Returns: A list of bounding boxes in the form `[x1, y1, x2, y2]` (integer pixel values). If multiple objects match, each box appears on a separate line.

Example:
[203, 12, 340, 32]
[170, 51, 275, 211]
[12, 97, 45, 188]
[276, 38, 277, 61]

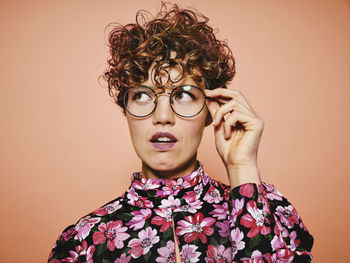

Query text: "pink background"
[0, 0, 349, 262]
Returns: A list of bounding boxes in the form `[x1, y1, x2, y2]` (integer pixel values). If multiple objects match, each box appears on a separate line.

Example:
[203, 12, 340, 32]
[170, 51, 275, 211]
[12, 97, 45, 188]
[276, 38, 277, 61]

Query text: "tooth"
[157, 137, 171, 142]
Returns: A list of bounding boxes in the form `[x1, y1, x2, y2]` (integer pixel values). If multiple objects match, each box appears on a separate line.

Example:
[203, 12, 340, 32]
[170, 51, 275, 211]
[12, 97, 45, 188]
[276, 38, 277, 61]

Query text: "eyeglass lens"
[124, 86, 206, 118]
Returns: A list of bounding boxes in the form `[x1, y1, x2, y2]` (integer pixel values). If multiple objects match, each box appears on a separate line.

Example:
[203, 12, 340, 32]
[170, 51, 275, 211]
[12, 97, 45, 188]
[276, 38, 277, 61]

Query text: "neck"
[141, 155, 199, 180]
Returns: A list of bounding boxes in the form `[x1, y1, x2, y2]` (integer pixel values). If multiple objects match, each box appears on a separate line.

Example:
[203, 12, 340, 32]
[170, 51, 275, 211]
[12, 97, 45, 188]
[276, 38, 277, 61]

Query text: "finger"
[208, 97, 251, 112]
[205, 99, 220, 122]
[218, 98, 252, 114]
[212, 100, 236, 126]
[214, 115, 227, 145]
[212, 100, 254, 126]
[223, 110, 243, 139]
[207, 96, 253, 118]
[206, 89, 252, 111]
[224, 110, 263, 139]
[205, 88, 253, 112]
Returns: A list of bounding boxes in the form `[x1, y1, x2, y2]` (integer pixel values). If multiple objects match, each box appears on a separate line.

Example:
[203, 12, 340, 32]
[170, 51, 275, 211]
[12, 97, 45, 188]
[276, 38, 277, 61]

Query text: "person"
[48, 2, 314, 262]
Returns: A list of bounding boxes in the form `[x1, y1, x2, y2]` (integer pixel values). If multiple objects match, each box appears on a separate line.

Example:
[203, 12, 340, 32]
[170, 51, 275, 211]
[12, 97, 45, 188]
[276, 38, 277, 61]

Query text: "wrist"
[226, 162, 261, 190]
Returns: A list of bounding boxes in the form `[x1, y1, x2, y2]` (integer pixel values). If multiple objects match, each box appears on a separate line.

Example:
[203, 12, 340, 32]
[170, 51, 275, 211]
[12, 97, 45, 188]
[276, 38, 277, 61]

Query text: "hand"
[205, 88, 264, 184]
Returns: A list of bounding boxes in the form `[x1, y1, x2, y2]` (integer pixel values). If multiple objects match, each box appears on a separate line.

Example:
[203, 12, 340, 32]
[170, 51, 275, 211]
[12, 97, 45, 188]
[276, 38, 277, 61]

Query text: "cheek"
[181, 119, 206, 144]
[126, 117, 146, 144]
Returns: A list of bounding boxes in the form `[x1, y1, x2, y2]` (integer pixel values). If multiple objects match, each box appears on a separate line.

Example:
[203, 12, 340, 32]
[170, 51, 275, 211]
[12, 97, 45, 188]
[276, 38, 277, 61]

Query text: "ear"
[204, 112, 212, 127]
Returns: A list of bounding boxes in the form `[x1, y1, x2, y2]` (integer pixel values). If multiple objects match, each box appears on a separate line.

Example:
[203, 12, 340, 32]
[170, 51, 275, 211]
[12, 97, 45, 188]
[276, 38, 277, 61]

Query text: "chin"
[146, 159, 179, 171]
[149, 153, 196, 169]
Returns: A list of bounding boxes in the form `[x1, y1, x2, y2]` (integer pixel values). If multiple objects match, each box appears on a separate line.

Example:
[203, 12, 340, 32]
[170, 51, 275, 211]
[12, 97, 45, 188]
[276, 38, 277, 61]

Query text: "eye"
[173, 87, 196, 102]
[132, 91, 153, 103]
[174, 92, 193, 101]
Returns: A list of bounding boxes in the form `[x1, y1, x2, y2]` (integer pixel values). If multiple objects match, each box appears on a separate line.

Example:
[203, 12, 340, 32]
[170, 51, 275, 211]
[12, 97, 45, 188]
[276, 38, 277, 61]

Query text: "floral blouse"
[48, 161, 313, 262]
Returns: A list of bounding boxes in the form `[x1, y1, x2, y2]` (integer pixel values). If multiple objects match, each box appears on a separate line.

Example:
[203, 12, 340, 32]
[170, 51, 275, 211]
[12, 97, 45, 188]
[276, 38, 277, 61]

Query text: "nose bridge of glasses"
[153, 91, 175, 120]
[155, 90, 172, 97]
[155, 90, 173, 105]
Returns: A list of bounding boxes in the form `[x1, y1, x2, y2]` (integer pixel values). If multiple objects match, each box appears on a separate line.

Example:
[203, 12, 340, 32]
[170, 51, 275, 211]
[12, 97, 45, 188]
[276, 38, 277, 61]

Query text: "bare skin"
[205, 88, 263, 189]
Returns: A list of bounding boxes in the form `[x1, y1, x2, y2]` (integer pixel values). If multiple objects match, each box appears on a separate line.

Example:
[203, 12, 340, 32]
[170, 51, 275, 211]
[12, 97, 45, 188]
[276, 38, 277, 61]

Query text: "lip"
[150, 132, 178, 151]
[150, 132, 177, 142]
[150, 142, 177, 151]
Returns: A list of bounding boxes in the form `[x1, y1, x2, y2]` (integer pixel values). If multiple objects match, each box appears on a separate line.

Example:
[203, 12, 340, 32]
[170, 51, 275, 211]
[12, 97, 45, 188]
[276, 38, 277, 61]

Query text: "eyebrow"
[140, 85, 201, 91]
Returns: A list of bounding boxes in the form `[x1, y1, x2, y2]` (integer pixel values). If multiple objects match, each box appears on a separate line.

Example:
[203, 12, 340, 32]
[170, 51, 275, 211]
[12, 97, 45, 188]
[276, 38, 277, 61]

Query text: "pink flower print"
[174, 199, 203, 214]
[114, 253, 131, 263]
[272, 249, 294, 263]
[239, 183, 255, 198]
[133, 179, 160, 191]
[161, 178, 184, 195]
[62, 240, 95, 263]
[240, 200, 271, 238]
[209, 202, 228, 220]
[288, 231, 301, 250]
[155, 240, 176, 263]
[257, 194, 271, 215]
[230, 198, 244, 226]
[61, 228, 78, 241]
[183, 185, 203, 203]
[261, 183, 283, 201]
[271, 234, 286, 251]
[204, 244, 232, 263]
[127, 188, 138, 201]
[215, 220, 230, 237]
[127, 189, 153, 208]
[203, 185, 223, 203]
[180, 244, 201, 263]
[93, 200, 122, 216]
[193, 184, 203, 194]
[276, 205, 299, 229]
[201, 172, 210, 185]
[273, 217, 289, 238]
[128, 227, 160, 258]
[126, 208, 152, 231]
[92, 220, 130, 251]
[74, 216, 101, 241]
[151, 208, 173, 232]
[176, 212, 216, 244]
[183, 191, 196, 203]
[263, 253, 274, 263]
[223, 186, 231, 201]
[251, 250, 263, 258]
[48, 251, 55, 260]
[187, 170, 202, 187]
[135, 197, 153, 208]
[159, 195, 181, 209]
[273, 229, 302, 254]
[230, 228, 245, 258]
[299, 221, 309, 232]
[240, 250, 268, 263]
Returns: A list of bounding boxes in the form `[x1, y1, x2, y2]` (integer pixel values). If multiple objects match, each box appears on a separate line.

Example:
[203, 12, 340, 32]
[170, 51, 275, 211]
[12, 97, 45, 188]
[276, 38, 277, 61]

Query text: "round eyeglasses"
[123, 85, 208, 118]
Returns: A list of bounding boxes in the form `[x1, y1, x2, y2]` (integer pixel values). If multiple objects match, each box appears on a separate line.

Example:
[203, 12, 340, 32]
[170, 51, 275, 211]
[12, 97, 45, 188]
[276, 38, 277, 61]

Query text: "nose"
[152, 93, 175, 125]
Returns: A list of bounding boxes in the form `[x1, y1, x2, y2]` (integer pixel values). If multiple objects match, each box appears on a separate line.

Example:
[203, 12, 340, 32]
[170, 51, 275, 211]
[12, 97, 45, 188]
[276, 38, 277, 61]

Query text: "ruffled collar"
[129, 160, 210, 198]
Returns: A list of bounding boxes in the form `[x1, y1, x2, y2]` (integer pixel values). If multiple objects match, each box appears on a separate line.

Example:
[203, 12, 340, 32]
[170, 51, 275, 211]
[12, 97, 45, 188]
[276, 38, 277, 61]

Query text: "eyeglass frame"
[123, 85, 211, 118]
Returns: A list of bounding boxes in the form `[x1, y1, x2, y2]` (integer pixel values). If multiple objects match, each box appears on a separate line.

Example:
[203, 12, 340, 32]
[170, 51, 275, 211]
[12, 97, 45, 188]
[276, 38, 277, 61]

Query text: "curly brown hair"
[103, 2, 236, 114]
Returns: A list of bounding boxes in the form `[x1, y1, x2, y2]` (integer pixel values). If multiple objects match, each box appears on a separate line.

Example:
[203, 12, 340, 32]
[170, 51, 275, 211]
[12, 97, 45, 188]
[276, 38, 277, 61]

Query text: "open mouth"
[150, 132, 178, 151]
[151, 137, 177, 143]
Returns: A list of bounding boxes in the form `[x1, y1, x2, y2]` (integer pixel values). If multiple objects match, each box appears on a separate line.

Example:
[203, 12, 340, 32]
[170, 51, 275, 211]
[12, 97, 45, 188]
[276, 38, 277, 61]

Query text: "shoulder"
[48, 193, 130, 261]
[57, 193, 127, 243]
